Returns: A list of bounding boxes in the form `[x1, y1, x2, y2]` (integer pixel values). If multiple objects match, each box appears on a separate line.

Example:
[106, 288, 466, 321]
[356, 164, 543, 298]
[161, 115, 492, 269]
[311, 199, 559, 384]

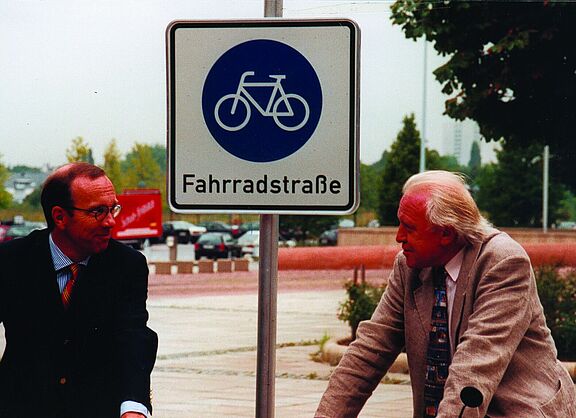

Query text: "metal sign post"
[166, 11, 358, 418]
[255, 213, 279, 418]
[256, 4, 282, 416]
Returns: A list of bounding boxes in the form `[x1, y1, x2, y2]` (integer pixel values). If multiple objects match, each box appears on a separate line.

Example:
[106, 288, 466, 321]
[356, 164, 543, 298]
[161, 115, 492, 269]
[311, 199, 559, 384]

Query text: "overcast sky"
[0, 0, 453, 169]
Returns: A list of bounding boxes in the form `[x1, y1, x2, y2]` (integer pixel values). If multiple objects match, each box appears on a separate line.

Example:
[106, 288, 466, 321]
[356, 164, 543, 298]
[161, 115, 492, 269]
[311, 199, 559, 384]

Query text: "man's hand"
[121, 413, 146, 418]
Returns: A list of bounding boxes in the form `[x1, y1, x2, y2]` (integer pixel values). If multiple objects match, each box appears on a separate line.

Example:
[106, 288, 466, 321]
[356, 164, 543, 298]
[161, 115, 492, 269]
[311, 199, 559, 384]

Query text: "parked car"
[194, 232, 241, 260]
[198, 221, 242, 238]
[237, 230, 296, 258]
[318, 229, 338, 246]
[237, 231, 260, 258]
[161, 220, 206, 244]
[4, 222, 46, 242]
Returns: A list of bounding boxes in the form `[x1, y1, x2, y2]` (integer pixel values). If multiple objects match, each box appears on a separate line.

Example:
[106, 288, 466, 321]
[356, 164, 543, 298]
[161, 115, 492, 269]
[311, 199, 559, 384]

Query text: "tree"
[359, 162, 383, 214]
[468, 141, 482, 180]
[103, 139, 123, 192]
[66, 137, 94, 163]
[391, 1, 576, 190]
[378, 114, 421, 225]
[123, 143, 164, 192]
[475, 140, 564, 227]
[0, 156, 12, 209]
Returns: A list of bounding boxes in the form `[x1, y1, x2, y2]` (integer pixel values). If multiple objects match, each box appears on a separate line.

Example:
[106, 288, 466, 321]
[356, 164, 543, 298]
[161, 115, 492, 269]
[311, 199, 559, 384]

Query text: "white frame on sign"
[166, 19, 360, 214]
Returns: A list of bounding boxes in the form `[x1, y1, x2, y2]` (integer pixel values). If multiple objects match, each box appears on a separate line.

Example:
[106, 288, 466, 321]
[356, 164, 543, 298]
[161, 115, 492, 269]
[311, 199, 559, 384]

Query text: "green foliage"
[20, 186, 42, 210]
[66, 136, 94, 163]
[360, 162, 382, 213]
[378, 114, 421, 225]
[475, 141, 564, 227]
[103, 139, 124, 192]
[390, 1, 576, 191]
[557, 191, 576, 223]
[468, 141, 482, 179]
[338, 278, 386, 340]
[0, 157, 12, 209]
[122, 143, 164, 189]
[9, 165, 42, 174]
[535, 265, 576, 361]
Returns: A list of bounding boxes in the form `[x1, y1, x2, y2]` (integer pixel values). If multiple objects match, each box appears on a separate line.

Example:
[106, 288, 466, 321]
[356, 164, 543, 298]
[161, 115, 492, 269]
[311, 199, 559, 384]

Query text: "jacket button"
[59, 377, 67, 385]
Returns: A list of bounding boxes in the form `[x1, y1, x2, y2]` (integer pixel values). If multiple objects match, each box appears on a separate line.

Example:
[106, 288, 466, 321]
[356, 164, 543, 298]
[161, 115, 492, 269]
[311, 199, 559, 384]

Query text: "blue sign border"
[167, 19, 358, 213]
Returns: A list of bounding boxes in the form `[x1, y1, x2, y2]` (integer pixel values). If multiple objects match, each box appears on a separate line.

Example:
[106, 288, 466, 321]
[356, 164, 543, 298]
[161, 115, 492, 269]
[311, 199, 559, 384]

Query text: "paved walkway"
[148, 290, 413, 417]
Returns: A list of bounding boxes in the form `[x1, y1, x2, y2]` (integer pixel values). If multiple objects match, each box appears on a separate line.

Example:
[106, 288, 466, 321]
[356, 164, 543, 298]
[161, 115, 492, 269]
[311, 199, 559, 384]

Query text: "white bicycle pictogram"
[214, 71, 310, 132]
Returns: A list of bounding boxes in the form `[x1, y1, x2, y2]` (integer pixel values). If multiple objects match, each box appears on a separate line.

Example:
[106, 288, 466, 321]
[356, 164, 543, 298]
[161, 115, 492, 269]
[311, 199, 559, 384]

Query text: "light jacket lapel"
[413, 267, 435, 336]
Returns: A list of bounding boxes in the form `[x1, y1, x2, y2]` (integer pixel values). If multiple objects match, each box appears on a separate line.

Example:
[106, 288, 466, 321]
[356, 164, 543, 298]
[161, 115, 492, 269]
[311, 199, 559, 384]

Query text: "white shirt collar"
[444, 247, 465, 284]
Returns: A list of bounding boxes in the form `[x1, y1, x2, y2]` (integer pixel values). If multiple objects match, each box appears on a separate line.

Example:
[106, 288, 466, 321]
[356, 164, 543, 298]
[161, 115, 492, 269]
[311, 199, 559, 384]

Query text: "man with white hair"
[316, 170, 576, 417]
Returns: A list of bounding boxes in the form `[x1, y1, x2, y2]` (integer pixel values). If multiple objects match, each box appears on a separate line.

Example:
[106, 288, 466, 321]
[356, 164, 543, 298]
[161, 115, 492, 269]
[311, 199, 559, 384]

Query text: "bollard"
[166, 236, 178, 262]
[176, 261, 194, 274]
[234, 258, 250, 271]
[154, 262, 172, 275]
[218, 259, 233, 273]
[198, 259, 214, 273]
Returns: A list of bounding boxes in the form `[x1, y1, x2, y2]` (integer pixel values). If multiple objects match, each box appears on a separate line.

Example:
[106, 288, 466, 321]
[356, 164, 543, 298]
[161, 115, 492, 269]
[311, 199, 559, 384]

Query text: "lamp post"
[420, 39, 427, 173]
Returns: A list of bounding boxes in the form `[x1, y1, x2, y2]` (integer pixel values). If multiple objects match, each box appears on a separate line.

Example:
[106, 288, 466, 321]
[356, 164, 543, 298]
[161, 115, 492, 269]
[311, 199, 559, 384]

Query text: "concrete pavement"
[148, 289, 413, 417]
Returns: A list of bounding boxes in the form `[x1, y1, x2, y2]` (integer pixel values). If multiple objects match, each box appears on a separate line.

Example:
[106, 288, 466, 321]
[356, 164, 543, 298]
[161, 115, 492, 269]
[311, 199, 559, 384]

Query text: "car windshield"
[198, 233, 222, 244]
[170, 221, 190, 229]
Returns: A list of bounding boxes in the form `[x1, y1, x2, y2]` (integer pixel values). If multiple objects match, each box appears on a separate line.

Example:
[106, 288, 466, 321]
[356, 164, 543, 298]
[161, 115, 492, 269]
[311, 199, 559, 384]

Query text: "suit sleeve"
[114, 251, 158, 413]
[437, 254, 534, 417]
[315, 257, 406, 418]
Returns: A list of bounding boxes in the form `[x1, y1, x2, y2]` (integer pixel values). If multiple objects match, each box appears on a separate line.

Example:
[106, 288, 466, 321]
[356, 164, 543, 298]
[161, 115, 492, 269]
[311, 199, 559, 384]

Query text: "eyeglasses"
[65, 204, 122, 221]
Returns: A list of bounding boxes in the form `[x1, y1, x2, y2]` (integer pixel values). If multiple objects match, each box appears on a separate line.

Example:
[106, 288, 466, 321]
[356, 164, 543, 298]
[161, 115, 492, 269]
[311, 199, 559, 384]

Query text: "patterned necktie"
[423, 267, 451, 417]
[61, 263, 81, 309]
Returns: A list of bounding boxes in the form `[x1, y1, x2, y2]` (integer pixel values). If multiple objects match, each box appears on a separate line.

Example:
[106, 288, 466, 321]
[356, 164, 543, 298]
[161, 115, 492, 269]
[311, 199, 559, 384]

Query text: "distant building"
[4, 171, 49, 204]
[442, 119, 500, 165]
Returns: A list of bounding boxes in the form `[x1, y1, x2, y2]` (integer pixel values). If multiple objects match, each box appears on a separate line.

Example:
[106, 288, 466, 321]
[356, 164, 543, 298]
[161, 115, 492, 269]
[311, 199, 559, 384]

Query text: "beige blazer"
[316, 230, 576, 417]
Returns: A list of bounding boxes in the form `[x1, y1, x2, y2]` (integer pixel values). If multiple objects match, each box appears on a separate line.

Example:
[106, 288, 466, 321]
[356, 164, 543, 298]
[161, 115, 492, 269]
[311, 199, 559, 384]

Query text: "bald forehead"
[399, 191, 429, 211]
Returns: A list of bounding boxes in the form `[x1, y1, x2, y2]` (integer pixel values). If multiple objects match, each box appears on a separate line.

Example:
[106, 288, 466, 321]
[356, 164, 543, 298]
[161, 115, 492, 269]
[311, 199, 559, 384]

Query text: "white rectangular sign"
[166, 19, 359, 214]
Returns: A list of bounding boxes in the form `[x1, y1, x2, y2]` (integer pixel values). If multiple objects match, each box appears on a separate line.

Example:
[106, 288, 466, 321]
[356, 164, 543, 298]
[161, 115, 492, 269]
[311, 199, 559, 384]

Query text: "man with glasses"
[0, 162, 158, 418]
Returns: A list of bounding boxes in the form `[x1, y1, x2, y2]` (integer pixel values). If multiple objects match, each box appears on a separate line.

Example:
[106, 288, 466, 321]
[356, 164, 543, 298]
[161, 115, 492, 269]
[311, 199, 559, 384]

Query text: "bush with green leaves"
[535, 265, 576, 361]
[338, 277, 386, 340]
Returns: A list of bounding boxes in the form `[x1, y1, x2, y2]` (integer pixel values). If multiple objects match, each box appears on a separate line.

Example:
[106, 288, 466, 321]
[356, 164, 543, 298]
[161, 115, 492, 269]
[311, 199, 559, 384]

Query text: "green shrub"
[338, 276, 385, 340]
[535, 265, 576, 361]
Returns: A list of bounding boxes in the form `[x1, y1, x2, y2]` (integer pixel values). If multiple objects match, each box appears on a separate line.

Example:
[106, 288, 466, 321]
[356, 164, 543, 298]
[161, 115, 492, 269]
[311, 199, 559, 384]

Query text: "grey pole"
[420, 39, 427, 173]
[543, 145, 549, 233]
[258, 5, 282, 418]
[256, 213, 279, 418]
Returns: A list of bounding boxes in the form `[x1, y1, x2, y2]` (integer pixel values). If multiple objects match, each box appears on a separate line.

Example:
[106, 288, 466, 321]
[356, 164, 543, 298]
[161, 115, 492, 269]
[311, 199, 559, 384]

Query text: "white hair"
[403, 170, 492, 243]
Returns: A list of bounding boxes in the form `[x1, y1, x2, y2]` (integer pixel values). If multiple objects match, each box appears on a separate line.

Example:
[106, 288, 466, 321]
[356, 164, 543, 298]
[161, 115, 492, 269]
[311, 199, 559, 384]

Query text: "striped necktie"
[423, 267, 451, 417]
[61, 263, 81, 309]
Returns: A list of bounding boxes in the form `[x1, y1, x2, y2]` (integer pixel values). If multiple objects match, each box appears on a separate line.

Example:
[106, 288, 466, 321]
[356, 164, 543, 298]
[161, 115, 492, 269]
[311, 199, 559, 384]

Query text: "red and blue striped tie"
[61, 263, 81, 310]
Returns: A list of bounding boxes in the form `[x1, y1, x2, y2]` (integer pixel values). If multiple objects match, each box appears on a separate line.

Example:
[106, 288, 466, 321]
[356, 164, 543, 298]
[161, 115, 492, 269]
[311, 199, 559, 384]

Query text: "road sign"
[167, 19, 359, 214]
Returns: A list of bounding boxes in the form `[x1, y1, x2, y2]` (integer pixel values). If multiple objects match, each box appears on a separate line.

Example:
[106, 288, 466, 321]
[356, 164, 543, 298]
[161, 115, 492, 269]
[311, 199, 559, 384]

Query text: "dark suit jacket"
[317, 230, 576, 417]
[0, 229, 158, 418]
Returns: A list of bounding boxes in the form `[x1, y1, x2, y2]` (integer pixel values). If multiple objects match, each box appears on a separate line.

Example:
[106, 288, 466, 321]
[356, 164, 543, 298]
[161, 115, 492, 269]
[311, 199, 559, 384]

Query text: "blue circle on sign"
[202, 39, 322, 162]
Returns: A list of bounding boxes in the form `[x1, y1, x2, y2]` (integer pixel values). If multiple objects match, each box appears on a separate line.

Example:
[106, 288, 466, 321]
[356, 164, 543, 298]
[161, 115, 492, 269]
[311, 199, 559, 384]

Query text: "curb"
[321, 338, 409, 373]
[322, 338, 576, 381]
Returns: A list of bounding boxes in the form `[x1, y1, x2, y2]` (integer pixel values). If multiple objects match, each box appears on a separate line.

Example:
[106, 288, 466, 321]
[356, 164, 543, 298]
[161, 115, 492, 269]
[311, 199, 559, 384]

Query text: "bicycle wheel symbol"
[272, 94, 310, 131]
[214, 94, 251, 132]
